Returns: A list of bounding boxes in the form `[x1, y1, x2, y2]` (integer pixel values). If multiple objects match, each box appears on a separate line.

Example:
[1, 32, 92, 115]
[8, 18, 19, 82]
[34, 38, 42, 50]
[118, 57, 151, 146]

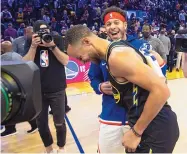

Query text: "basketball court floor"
[1, 70, 187, 153]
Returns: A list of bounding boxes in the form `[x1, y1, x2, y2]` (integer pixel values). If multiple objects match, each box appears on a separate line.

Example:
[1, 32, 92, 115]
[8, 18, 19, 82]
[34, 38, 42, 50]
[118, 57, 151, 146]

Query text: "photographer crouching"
[23, 20, 69, 153]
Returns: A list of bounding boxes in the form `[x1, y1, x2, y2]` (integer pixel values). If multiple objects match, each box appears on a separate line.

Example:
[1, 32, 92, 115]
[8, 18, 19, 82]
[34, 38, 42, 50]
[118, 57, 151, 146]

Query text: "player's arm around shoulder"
[150, 50, 166, 67]
[108, 46, 170, 134]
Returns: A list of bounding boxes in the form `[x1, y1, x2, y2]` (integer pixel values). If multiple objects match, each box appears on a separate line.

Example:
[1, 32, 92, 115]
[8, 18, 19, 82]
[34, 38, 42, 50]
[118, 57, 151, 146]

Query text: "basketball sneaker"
[1, 129, 17, 138]
[27, 127, 38, 134]
[58, 148, 66, 153]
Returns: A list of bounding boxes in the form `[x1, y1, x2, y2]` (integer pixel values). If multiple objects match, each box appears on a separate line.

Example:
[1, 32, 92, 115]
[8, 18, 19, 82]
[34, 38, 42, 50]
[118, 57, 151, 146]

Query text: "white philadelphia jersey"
[139, 43, 165, 78]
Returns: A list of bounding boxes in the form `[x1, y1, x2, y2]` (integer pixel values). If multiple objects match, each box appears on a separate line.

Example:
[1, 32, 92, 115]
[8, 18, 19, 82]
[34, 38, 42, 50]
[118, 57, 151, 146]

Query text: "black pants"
[134, 106, 179, 153]
[65, 92, 68, 108]
[4, 119, 37, 132]
[37, 90, 66, 148]
[167, 52, 175, 72]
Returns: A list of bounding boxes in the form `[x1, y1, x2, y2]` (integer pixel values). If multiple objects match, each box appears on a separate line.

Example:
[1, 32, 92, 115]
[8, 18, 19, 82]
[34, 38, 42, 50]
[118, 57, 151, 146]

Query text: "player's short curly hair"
[65, 25, 92, 51]
[101, 6, 127, 23]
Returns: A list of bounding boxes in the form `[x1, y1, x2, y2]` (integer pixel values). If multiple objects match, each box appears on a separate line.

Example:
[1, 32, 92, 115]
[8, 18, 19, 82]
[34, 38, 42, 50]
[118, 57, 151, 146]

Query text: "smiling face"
[105, 18, 127, 41]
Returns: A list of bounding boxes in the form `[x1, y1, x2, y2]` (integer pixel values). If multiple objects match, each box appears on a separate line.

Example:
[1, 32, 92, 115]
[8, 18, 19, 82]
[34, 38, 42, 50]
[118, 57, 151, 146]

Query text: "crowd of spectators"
[1, 0, 187, 40]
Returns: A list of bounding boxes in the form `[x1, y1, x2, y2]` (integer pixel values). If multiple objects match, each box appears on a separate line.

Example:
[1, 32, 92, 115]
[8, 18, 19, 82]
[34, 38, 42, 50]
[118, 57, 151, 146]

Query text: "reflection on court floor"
[167, 68, 184, 80]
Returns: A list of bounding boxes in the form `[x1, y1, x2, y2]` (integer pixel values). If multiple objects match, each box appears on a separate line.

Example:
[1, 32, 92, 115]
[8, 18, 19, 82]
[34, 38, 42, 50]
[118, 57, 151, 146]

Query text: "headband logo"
[110, 13, 113, 18]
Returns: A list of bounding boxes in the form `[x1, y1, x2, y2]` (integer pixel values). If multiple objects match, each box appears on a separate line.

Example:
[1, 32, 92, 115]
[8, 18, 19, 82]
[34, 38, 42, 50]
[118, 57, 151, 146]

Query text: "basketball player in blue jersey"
[88, 6, 168, 153]
[88, 29, 128, 152]
[65, 14, 179, 154]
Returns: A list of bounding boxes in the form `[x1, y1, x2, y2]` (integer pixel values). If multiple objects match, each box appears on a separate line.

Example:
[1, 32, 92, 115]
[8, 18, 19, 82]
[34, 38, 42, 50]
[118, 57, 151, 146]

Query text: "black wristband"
[49, 45, 57, 51]
[131, 127, 142, 137]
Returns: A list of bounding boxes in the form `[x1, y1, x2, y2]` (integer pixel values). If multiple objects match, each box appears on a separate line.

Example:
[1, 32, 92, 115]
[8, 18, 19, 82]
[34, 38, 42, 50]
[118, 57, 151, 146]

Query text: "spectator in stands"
[60, 21, 68, 32]
[12, 26, 33, 56]
[23, 3, 33, 13]
[179, 10, 186, 22]
[159, 27, 171, 62]
[16, 8, 24, 26]
[51, 8, 60, 21]
[61, 28, 67, 36]
[43, 12, 51, 24]
[80, 10, 89, 24]
[50, 17, 57, 31]
[1, 40, 13, 55]
[69, 11, 78, 25]
[184, 2, 187, 12]
[33, 0, 41, 19]
[98, 26, 107, 39]
[54, 0, 61, 9]
[8, 0, 14, 8]
[1, 7, 12, 27]
[62, 10, 70, 24]
[4, 23, 17, 39]
[168, 30, 176, 72]
[142, 24, 167, 61]
[17, 23, 26, 37]
[176, 1, 181, 11]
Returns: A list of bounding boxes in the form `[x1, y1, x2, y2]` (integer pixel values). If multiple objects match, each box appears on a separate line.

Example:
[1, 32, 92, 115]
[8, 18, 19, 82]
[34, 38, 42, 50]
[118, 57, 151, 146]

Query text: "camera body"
[176, 29, 187, 53]
[175, 36, 187, 53]
[37, 29, 53, 43]
[1, 61, 42, 125]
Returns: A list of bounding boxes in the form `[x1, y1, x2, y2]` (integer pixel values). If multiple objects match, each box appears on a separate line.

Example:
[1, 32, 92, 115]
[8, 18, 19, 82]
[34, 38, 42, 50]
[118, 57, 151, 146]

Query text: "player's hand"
[122, 129, 141, 153]
[31, 34, 41, 48]
[100, 81, 113, 95]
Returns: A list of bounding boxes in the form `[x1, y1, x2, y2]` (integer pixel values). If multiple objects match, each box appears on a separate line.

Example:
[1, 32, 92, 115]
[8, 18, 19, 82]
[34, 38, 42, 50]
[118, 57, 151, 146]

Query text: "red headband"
[104, 12, 126, 24]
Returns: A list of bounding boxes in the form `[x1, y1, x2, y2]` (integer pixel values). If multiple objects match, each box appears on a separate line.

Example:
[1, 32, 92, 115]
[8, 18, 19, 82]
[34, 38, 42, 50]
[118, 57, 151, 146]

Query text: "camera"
[175, 37, 187, 53]
[37, 29, 53, 43]
[176, 29, 187, 52]
[1, 61, 42, 125]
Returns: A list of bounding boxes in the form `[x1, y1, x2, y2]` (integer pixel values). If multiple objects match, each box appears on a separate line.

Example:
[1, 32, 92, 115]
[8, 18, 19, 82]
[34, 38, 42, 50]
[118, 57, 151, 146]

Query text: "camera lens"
[1, 61, 42, 125]
[1, 72, 22, 124]
[42, 34, 53, 43]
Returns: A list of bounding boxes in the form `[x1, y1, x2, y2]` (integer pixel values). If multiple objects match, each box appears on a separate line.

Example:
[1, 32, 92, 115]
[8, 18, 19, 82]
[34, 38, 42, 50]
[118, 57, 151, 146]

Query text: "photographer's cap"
[33, 20, 49, 33]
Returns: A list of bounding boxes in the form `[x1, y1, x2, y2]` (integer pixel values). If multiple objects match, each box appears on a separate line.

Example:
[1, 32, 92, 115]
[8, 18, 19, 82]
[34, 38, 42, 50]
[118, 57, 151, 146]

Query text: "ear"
[67, 44, 73, 54]
[124, 22, 127, 31]
[81, 37, 91, 46]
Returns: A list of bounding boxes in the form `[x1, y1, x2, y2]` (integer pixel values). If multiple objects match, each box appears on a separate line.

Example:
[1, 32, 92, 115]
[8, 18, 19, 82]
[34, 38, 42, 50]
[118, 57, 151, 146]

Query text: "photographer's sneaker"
[1, 130, 17, 138]
[27, 127, 38, 134]
[58, 148, 66, 153]
[1, 126, 5, 133]
[44, 149, 58, 154]
[65, 106, 71, 114]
